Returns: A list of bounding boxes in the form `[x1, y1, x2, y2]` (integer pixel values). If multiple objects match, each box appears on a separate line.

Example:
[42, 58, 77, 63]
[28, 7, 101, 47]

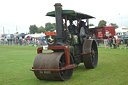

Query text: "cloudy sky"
[0, 0, 128, 34]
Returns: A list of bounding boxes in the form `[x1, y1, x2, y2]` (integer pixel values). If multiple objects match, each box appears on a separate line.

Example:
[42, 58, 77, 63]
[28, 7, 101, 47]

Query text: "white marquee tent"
[115, 26, 128, 35]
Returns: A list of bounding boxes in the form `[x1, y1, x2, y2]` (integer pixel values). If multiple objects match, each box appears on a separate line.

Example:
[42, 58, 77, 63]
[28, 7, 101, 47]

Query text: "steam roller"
[30, 3, 98, 81]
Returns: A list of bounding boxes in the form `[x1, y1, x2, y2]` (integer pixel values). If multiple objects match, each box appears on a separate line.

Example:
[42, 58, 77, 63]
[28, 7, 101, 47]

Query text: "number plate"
[40, 71, 51, 74]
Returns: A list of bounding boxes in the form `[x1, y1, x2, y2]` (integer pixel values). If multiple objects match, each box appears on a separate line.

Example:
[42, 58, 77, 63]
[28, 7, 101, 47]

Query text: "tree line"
[29, 22, 56, 34]
[97, 20, 118, 28]
[90, 20, 118, 28]
[29, 20, 118, 34]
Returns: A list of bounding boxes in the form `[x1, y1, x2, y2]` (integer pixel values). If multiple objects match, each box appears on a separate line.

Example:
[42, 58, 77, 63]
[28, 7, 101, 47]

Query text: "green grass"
[0, 45, 128, 85]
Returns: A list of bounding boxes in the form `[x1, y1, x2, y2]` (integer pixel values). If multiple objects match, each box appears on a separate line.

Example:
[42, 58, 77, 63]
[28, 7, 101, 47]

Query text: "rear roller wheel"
[83, 40, 98, 69]
[33, 52, 73, 81]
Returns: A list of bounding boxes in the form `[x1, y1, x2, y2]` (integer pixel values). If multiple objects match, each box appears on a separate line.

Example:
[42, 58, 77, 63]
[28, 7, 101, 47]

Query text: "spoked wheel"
[33, 52, 73, 81]
[83, 40, 98, 69]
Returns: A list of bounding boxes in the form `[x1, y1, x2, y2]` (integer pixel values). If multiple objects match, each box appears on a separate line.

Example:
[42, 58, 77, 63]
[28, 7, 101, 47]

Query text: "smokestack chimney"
[54, 3, 63, 44]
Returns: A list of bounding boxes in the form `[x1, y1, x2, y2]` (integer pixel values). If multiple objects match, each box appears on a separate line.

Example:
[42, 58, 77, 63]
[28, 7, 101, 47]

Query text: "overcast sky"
[0, 0, 128, 34]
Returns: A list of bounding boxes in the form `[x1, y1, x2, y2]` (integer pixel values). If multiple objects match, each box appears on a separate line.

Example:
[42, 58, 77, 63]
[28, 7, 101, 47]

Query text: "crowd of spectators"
[96, 33, 128, 49]
[0, 34, 47, 47]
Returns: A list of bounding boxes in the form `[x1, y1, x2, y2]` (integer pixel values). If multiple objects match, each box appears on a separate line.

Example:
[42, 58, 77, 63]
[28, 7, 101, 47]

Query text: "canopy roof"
[46, 10, 95, 20]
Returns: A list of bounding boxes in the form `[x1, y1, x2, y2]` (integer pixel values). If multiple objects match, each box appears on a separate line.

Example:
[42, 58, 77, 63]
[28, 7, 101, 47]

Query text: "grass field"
[0, 45, 128, 85]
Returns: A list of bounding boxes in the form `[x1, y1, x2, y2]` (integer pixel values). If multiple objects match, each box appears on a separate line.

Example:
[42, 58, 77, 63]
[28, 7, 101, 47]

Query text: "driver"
[68, 20, 76, 35]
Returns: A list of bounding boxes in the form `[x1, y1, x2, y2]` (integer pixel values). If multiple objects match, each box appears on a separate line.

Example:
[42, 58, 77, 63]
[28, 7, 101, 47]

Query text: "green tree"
[98, 20, 107, 27]
[38, 26, 45, 33]
[45, 22, 56, 32]
[89, 24, 94, 26]
[110, 23, 119, 29]
[52, 23, 56, 31]
[15, 32, 19, 34]
[29, 25, 38, 34]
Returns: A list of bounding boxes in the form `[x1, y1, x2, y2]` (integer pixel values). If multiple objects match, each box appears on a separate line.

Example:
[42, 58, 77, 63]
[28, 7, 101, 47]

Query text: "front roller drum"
[33, 52, 73, 81]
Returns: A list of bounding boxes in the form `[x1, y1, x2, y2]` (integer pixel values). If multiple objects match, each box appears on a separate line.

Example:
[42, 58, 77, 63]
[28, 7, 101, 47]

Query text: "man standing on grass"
[112, 36, 117, 49]
[103, 34, 108, 48]
[108, 33, 112, 48]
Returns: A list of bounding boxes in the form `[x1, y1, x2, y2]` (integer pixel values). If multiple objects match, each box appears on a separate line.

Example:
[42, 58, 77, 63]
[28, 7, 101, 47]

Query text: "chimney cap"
[54, 3, 62, 7]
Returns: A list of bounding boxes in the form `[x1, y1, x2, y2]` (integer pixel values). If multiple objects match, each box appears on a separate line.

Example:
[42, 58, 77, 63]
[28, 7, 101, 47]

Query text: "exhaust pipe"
[54, 3, 63, 44]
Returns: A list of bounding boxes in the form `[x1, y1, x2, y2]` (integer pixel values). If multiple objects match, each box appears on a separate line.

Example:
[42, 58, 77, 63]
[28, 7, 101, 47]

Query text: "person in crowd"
[103, 34, 108, 48]
[97, 36, 101, 47]
[109, 33, 112, 48]
[125, 40, 128, 49]
[7, 38, 10, 45]
[19, 36, 22, 46]
[92, 33, 96, 39]
[30, 37, 32, 44]
[116, 38, 120, 47]
[112, 36, 117, 49]
[15, 36, 19, 45]
[26, 36, 30, 45]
